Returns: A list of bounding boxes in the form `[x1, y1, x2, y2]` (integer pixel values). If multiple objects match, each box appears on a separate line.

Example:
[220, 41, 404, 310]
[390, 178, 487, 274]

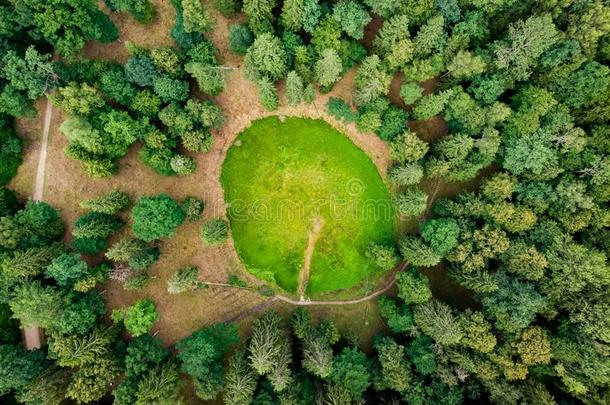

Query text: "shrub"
[200, 219, 229, 245]
[181, 197, 205, 222]
[132, 194, 186, 241]
[229, 24, 254, 54]
[170, 155, 196, 175]
[326, 97, 357, 123]
[229, 274, 248, 288]
[356, 110, 381, 133]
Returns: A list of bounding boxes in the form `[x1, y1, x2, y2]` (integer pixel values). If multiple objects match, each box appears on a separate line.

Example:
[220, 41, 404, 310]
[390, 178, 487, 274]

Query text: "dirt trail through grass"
[297, 217, 325, 299]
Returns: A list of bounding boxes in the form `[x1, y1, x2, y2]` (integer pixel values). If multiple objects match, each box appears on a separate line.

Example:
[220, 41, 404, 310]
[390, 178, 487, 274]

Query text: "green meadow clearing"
[221, 116, 397, 294]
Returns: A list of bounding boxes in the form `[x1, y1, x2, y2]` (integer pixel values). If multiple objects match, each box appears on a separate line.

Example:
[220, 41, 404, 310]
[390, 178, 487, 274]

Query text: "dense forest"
[0, 0, 609, 404]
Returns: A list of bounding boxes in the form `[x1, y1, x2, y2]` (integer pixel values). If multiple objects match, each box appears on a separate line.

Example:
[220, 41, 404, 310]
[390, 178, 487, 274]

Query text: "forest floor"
[11, 0, 489, 358]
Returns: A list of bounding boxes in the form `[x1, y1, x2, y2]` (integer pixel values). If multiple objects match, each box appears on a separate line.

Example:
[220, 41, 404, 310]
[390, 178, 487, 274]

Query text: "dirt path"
[32, 97, 52, 201]
[224, 262, 407, 324]
[22, 97, 53, 351]
[297, 217, 325, 299]
[225, 297, 279, 323]
[280, 266, 401, 306]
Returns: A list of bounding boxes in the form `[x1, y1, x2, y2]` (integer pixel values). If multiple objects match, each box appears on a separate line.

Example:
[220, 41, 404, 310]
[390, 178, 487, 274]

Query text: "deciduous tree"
[176, 323, 239, 399]
[329, 347, 370, 400]
[396, 267, 432, 304]
[332, 0, 371, 40]
[132, 194, 185, 241]
[112, 298, 158, 337]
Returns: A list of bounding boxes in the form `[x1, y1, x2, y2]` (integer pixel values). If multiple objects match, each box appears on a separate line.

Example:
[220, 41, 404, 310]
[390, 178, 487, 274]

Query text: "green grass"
[221, 116, 396, 294]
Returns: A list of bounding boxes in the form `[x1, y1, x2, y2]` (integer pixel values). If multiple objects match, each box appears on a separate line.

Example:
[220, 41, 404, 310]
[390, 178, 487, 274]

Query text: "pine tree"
[223, 347, 257, 405]
[167, 266, 203, 294]
[285, 71, 304, 106]
[80, 190, 130, 214]
[248, 311, 292, 391]
[257, 77, 279, 111]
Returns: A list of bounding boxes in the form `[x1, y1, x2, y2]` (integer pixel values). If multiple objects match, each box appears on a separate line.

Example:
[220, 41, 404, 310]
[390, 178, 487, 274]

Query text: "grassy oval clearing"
[221, 116, 396, 294]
